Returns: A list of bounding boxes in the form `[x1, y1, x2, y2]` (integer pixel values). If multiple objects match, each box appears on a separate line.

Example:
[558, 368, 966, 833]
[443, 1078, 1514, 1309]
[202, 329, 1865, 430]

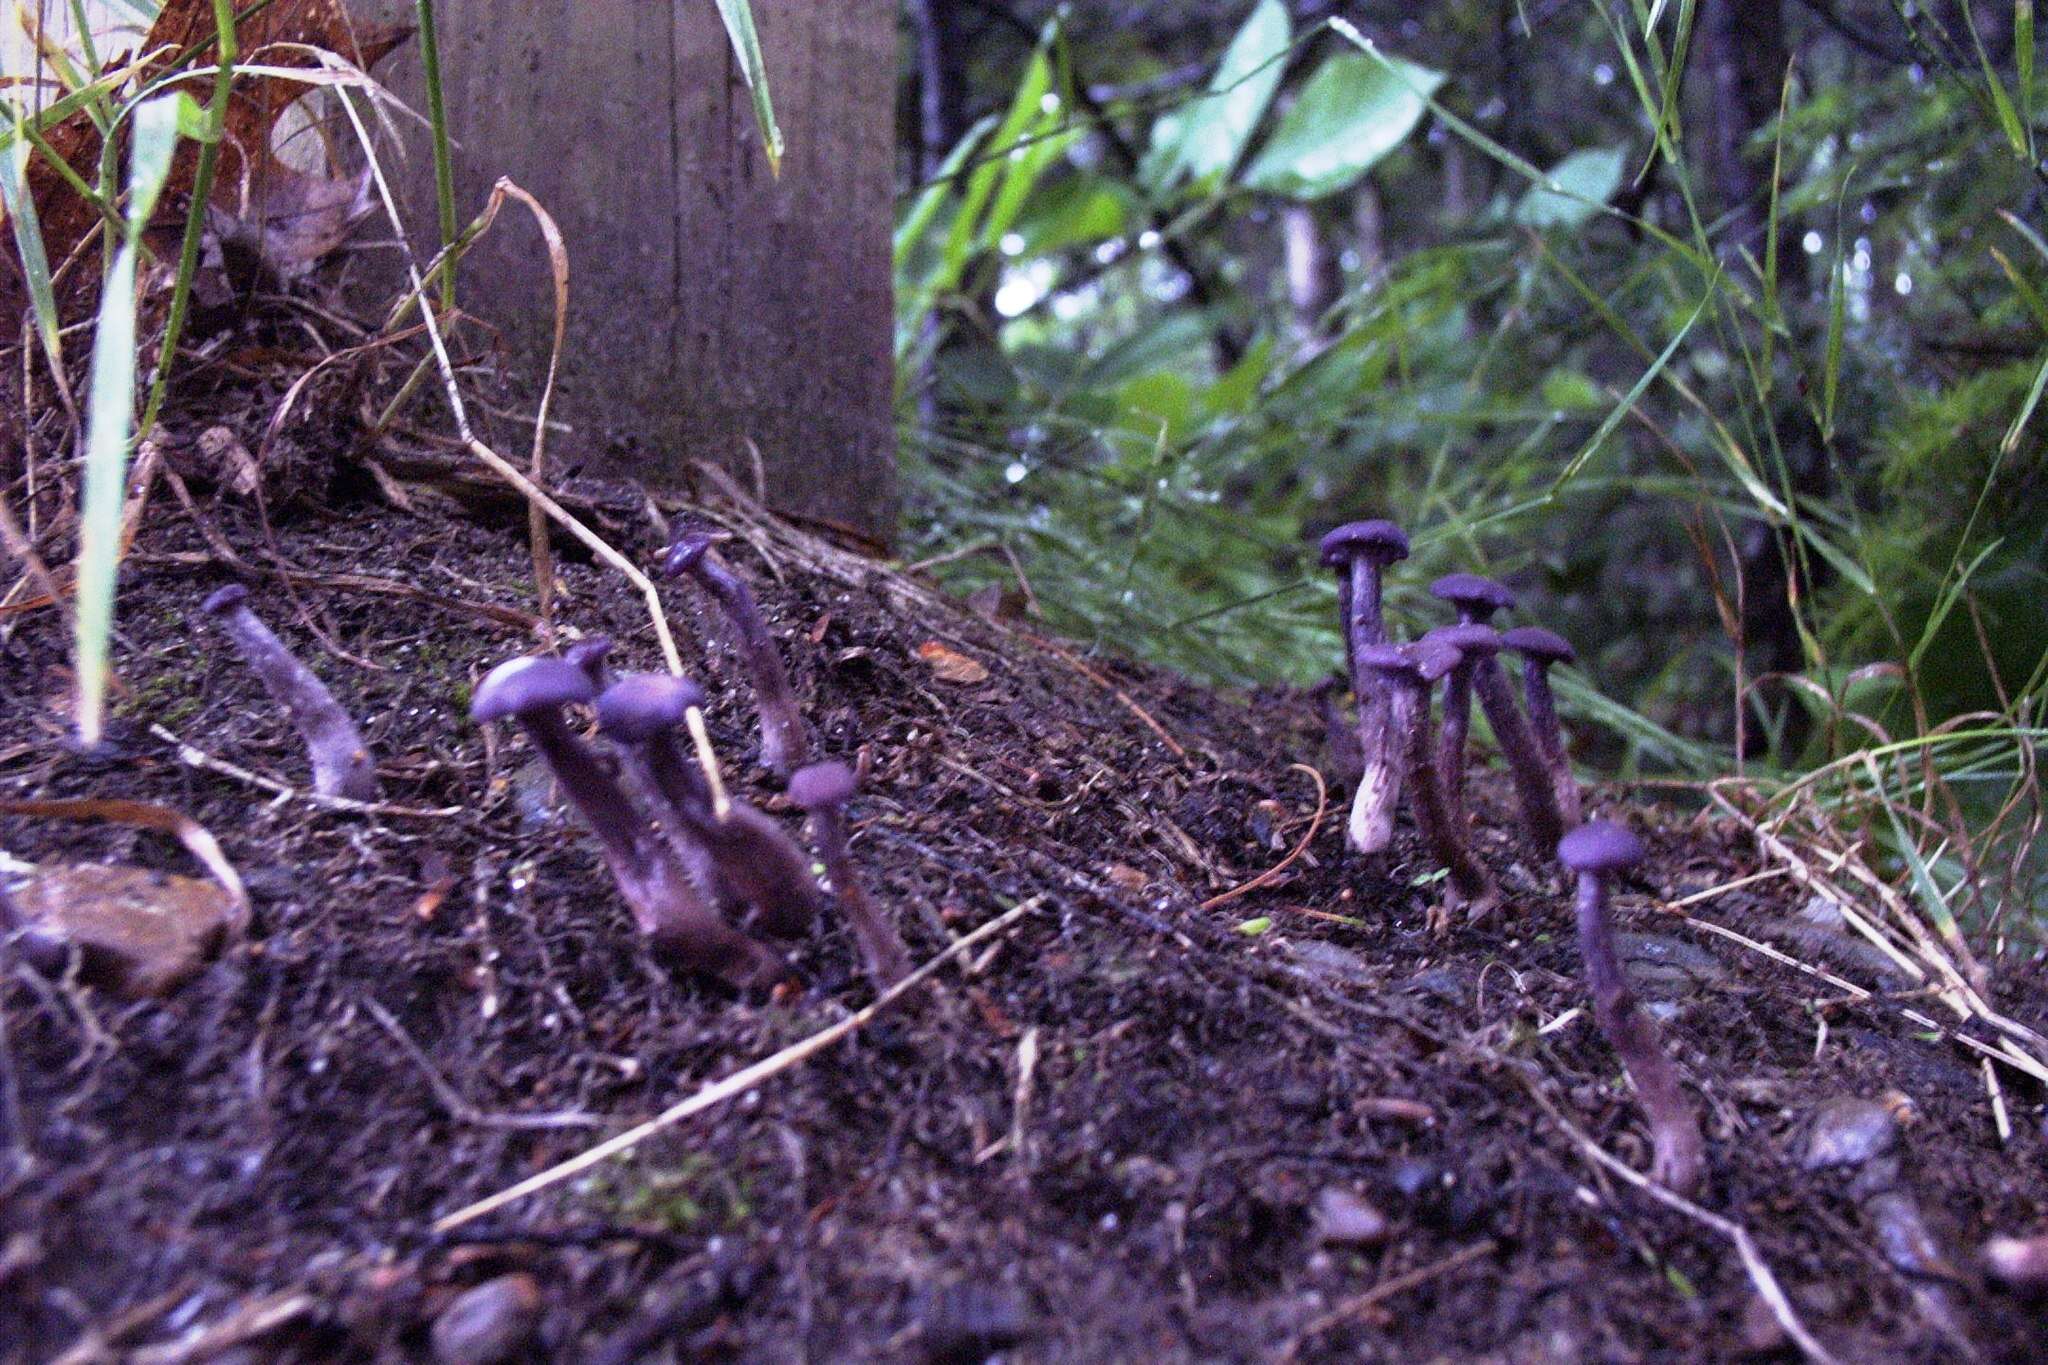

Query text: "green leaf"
[0, 127, 63, 376]
[1540, 367, 1604, 411]
[1009, 176, 1132, 257]
[1513, 145, 1627, 228]
[74, 94, 183, 747]
[711, 0, 784, 175]
[1160, 0, 1290, 186]
[1241, 51, 1443, 199]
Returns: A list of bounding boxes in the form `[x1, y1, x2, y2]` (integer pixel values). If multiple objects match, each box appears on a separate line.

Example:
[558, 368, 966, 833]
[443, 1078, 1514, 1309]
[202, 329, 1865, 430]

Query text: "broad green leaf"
[712, 0, 784, 174]
[75, 94, 184, 745]
[1160, 0, 1289, 186]
[1540, 367, 1604, 410]
[1009, 177, 1132, 257]
[1514, 145, 1627, 228]
[1241, 51, 1444, 199]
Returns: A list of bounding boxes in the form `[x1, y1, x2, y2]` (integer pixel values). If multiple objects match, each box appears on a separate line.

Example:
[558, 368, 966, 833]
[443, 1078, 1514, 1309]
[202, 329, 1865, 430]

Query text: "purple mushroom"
[1428, 573, 1516, 821]
[200, 584, 380, 801]
[1557, 821, 1705, 1195]
[594, 673, 822, 940]
[473, 657, 783, 991]
[1422, 623, 1564, 855]
[788, 761, 912, 988]
[1353, 640, 1499, 926]
[1318, 520, 1411, 854]
[1500, 626, 1582, 828]
[563, 635, 614, 688]
[660, 532, 809, 776]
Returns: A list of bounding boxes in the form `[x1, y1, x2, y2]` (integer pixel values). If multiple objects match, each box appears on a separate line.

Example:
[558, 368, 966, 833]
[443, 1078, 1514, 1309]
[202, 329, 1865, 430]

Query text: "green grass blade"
[415, 0, 458, 307]
[0, 121, 64, 375]
[74, 94, 185, 747]
[712, 0, 784, 175]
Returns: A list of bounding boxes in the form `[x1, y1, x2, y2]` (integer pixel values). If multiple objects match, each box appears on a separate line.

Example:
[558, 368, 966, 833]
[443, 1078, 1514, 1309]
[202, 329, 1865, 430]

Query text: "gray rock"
[1802, 1097, 1898, 1170]
[432, 1274, 541, 1365]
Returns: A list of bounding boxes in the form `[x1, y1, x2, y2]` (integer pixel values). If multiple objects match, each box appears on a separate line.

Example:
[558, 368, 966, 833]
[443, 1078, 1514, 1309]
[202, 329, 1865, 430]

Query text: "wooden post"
[369, 1, 898, 546]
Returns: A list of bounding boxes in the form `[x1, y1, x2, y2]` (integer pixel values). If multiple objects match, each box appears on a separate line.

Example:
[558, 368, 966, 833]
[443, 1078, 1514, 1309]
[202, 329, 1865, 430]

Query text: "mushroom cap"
[1423, 622, 1503, 658]
[1407, 637, 1463, 683]
[564, 635, 613, 673]
[787, 760, 857, 810]
[1501, 625, 1576, 666]
[595, 673, 706, 741]
[660, 532, 716, 579]
[1318, 519, 1410, 570]
[1557, 820, 1644, 874]
[1429, 573, 1516, 619]
[471, 656, 594, 723]
[1351, 642, 1417, 679]
[201, 583, 250, 615]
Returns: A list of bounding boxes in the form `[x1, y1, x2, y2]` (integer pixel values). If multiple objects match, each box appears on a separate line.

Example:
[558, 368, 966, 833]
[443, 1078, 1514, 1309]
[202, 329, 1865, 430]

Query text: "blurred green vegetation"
[894, 1, 2048, 931]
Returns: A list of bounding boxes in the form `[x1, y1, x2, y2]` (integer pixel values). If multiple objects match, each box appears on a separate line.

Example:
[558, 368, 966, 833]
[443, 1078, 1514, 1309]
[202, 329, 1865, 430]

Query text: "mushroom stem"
[1388, 674, 1497, 917]
[517, 710, 783, 989]
[789, 763, 910, 987]
[662, 535, 809, 775]
[1561, 825, 1704, 1194]
[200, 586, 380, 801]
[1517, 654, 1582, 827]
[1436, 665, 1477, 823]
[1466, 654, 1566, 852]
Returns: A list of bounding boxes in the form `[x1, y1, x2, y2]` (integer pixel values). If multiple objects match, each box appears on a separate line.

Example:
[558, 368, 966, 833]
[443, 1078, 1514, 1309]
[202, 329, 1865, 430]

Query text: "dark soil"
[2, 424, 2046, 1362]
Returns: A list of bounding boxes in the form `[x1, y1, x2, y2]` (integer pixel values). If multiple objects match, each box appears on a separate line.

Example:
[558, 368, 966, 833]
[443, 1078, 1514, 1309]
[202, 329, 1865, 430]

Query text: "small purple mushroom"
[1422, 623, 1564, 854]
[595, 673, 821, 940]
[200, 584, 380, 801]
[1557, 821, 1705, 1195]
[1500, 626, 1582, 828]
[1985, 1232, 2048, 1287]
[661, 532, 809, 776]
[1318, 520, 1411, 854]
[474, 657, 782, 991]
[563, 635, 614, 688]
[1428, 574, 1516, 821]
[789, 761, 911, 988]
[1354, 641, 1498, 926]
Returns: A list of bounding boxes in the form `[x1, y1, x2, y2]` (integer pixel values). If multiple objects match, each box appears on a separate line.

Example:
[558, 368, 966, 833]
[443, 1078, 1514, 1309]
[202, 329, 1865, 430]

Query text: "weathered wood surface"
[363, 1, 900, 545]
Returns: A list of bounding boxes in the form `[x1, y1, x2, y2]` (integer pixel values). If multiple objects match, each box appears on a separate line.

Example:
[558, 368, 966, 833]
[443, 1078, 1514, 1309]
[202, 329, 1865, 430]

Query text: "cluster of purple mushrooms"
[1318, 518, 1704, 1193]
[191, 516, 1703, 1192]
[198, 532, 911, 998]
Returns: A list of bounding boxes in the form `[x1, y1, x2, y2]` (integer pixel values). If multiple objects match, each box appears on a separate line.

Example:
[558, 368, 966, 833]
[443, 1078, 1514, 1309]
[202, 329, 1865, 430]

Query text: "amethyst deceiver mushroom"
[1318, 520, 1411, 854]
[564, 635, 614, 687]
[474, 658, 782, 991]
[595, 673, 821, 940]
[1353, 640, 1498, 925]
[661, 533, 808, 775]
[1423, 623, 1564, 854]
[1428, 574, 1516, 821]
[1557, 821, 1705, 1195]
[788, 761, 912, 988]
[200, 584, 380, 801]
[1500, 626, 1582, 828]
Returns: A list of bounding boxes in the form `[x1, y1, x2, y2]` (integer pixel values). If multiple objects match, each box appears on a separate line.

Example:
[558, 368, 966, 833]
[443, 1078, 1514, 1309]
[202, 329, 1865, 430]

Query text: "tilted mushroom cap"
[564, 635, 614, 675]
[1352, 642, 1418, 677]
[660, 532, 716, 578]
[201, 583, 250, 615]
[1407, 637, 1463, 683]
[787, 760, 857, 810]
[1318, 519, 1411, 569]
[1501, 626, 1576, 665]
[1429, 573, 1516, 619]
[1424, 622, 1504, 657]
[1557, 820, 1644, 874]
[471, 656, 594, 723]
[595, 673, 707, 741]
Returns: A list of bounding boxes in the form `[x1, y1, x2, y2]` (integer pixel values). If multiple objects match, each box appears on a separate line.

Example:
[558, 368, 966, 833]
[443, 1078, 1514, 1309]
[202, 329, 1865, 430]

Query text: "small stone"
[5, 863, 236, 997]
[1984, 1232, 2048, 1287]
[1312, 1187, 1391, 1247]
[431, 1274, 541, 1365]
[1802, 1098, 1897, 1170]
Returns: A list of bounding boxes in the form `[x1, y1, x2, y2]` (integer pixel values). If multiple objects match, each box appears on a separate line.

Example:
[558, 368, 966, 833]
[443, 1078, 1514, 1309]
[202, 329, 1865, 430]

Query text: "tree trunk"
[374, 1, 899, 547]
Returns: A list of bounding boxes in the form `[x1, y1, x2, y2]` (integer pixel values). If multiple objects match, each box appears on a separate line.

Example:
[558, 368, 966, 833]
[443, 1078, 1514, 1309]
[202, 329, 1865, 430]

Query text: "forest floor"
[2, 383, 2046, 1363]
